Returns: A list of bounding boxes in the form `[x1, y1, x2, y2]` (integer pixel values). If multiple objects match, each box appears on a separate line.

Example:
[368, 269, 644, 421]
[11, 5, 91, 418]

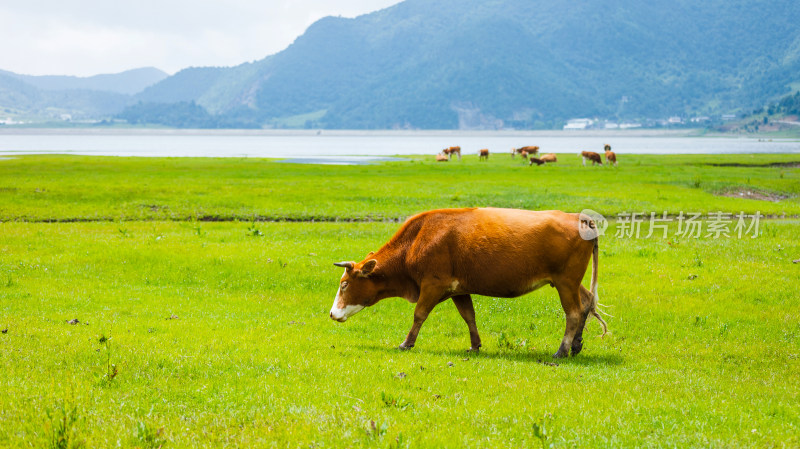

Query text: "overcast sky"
[0, 0, 402, 77]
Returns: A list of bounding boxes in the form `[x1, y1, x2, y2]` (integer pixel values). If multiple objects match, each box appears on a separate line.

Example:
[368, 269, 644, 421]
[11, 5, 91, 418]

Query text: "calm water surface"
[0, 129, 798, 159]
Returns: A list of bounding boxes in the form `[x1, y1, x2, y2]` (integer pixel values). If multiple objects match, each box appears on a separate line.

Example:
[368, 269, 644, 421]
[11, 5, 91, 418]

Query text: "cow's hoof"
[553, 350, 569, 359]
[398, 344, 414, 351]
[467, 347, 481, 353]
[571, 338, 583, 356]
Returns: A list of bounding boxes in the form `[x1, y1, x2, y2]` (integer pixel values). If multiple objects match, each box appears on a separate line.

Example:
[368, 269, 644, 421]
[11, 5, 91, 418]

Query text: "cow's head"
[329, 259, 382, 322]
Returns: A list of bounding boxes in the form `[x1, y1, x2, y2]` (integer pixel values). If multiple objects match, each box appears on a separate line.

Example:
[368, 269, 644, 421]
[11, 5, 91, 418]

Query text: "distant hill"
[4, 0, 800, 128]
[0, 72, 131, 120]
[124, 0, 800, 129]
[1, 67, 168, 95]
[0, 68, 167, 121]
[714, 90, 800, 135]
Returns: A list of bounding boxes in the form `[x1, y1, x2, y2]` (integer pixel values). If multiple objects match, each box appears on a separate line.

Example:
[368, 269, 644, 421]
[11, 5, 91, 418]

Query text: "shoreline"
[0, 127, 712, 138]
[1, 126, 798, 140]
[1, 130, 798, 157]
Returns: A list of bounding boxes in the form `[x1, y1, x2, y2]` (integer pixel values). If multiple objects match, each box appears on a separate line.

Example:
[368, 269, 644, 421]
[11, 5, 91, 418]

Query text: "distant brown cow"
[329, 208, 608, 358]
[520, 150, 529, 160]
[512, 146, 539, 158]
[443, 146, 462, 161]
[478, 149, 489, 161]
[604, 145, 617, 166]
[435, 153, 448, 162]
[581, 151, 603, 166]
[529, 153, 557, 166]
[540, 153, 557, 163]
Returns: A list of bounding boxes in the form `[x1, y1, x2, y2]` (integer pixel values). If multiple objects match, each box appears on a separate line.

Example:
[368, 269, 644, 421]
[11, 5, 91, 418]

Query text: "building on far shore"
[620, 122, 642, 129]
[563, 118, 594, 130]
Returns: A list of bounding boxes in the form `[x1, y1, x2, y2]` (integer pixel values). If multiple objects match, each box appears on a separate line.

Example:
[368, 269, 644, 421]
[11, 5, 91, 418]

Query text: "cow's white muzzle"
[329, 288, 363, 322]
[329, 304, 364, 322]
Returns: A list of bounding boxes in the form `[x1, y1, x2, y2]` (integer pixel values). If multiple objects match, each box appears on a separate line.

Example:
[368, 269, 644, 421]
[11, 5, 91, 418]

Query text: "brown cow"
[442, 146, 462, 161]
[435, 153, 448, 162]
[539, 153, 557, 163]
[581, 151, 603, 166]
[531, 153, 558, 165]
[329, 208, 608, 358]
[520, 150, 529, 160]
[478, 149, 489, 161]
[511, 146, 539, 158]
[604, 145, 617, 166]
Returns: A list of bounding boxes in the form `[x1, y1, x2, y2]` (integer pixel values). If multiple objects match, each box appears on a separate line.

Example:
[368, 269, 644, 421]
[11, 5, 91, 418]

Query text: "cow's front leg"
[452, 294, 481, 351]
[398, 291, 444, 350]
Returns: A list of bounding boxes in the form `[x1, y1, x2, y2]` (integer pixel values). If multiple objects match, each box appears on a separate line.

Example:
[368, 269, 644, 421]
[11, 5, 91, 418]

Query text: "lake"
[0, 129, 798, 160]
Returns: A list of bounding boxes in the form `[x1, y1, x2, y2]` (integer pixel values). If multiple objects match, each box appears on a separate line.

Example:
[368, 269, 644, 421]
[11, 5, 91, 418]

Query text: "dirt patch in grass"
[717, 188, 789, 202]
[706, 161, 800, 168]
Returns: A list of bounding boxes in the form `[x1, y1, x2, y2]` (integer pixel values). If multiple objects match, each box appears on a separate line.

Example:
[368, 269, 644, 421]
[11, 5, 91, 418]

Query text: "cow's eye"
[341, 281, 348, 290]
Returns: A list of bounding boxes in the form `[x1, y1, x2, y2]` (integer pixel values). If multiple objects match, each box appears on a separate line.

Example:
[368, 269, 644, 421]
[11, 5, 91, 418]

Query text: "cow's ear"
[359, 259, 378, 277]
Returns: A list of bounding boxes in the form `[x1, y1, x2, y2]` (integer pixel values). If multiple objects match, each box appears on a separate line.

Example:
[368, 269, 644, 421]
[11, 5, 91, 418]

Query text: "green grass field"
[1, 153, 799, 448]
[2, 153, 799, 221]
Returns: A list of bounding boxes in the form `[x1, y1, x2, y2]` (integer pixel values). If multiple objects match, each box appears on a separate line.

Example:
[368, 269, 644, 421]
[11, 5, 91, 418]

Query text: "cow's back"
[403, 208, 592, 298]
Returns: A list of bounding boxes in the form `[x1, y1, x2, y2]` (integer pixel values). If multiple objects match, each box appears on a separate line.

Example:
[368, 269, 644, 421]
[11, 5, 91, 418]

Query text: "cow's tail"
[589, 236, 610, 337]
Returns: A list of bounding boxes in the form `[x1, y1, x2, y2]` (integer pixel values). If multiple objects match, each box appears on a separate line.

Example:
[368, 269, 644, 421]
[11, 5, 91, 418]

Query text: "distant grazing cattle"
[540, 153, 557, 163]
[435, 153, 448, 162]
[512, 146, 539, 158]
[581, 151, 603, 166]
[529, 153, 557, 166]
[604, 145, 617, 166]
[443, 146, 462, 161]
[329, 208, 608, 358]
[479, 149, 489, 161]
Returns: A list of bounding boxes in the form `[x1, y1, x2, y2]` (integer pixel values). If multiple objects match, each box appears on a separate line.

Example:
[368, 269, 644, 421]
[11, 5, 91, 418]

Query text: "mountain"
[1, 67, 169, 95]
[3, 0, 799, 128]
[124, 0, 800, 129]
[135, 67, 228, 104]
[0, 67, 168, 121]
[0, 72, 131, 119]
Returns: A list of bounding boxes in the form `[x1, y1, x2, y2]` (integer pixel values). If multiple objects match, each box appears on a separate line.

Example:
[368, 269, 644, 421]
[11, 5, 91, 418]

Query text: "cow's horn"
[333, 261, 354, 269]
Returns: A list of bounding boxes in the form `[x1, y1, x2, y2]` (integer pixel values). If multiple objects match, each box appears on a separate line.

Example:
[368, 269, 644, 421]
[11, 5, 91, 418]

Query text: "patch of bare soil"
[717, 189, 789, 202]
[707, 161, 800, 168]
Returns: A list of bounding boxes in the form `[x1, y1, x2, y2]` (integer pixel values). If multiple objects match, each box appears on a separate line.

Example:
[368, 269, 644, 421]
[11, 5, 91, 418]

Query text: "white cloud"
[0, 0, 401, 76]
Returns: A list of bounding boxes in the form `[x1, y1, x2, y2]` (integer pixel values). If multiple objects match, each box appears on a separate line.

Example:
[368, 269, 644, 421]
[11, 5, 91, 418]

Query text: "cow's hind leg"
[452, 294, 481, 351]
[554, 283, 585, 358]
[570, 285, 594, 356]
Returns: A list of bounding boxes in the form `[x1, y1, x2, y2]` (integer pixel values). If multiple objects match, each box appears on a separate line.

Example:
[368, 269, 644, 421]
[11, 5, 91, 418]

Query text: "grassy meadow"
[2, 152, 800, 221]
[1, 152, 799, 448]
